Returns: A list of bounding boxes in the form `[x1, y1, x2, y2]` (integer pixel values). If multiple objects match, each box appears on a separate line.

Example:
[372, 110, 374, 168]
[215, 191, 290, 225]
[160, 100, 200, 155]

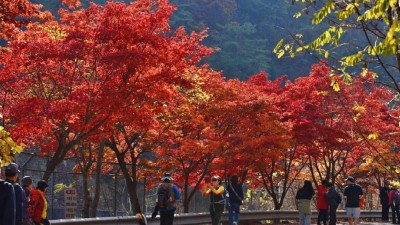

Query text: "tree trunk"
[129, 156, 141, 214]
[125, 177, 141, 214]
[43, 138, 81, 181]
[183, 180, 190, 213]
[81, 171, 91, 218]
[43, 149, 67, 181]
[90, 140, 105, 217]
[113, 148, 141, 214]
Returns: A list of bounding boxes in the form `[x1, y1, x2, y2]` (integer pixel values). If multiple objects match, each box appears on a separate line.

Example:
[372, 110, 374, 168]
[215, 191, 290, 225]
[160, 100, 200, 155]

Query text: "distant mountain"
[34, 0, 321, 80]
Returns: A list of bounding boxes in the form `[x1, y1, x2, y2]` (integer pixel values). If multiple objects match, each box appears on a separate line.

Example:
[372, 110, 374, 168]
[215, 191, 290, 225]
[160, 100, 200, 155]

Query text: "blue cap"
[5, 163, 20, 175]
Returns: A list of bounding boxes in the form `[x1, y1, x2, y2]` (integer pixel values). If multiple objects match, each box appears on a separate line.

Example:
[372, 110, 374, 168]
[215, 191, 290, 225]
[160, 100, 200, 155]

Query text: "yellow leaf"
[368, 132, 379, 140]
[294, 12, 302, 18]
[330, 77, 340, 92]
[273, 39, 284, 53]
[277, 50, 285, 59]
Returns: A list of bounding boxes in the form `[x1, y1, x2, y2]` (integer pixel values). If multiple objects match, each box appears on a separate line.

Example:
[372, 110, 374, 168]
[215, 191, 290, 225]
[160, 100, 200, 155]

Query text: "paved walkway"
[315, 223, 394, 225]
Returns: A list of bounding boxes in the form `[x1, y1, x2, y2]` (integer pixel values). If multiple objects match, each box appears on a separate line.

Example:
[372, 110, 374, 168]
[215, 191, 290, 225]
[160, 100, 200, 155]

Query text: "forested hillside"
[33, 0, 321, 80]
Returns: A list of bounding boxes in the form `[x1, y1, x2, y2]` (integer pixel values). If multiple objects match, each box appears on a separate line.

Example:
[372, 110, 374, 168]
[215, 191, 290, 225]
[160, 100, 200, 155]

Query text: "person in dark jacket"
[0, 162, 16, 225]
[204, 175, 225, 225]
[21, 176, 34, 225]
[151, 173, 180, 225]
[326, 182, 341, 225]
[380, 181, 391, 221]
[5, 163, 23, 225]
[227, 175, 244, 225]
[296, 180, 315, 225]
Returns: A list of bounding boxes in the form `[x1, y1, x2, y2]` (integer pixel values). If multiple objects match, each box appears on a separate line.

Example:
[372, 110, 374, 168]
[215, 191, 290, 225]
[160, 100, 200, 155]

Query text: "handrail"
[49, 210, 382, 225]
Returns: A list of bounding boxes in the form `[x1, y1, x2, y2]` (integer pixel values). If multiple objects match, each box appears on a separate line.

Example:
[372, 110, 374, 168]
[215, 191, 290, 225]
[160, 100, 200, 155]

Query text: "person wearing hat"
[343, 176, 363, 225]
[0, 160, 16, 225]
[151, 173, 180, 225]
[5, 162, 24, 225]
[204, 175, 225, 225]
[380, 180, 391, 221]
[29, 180, 49, 225]
[21, 176, 34, 225]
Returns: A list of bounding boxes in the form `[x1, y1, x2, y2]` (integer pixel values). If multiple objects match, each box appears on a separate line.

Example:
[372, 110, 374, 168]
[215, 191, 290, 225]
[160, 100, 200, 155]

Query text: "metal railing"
[50, 210, 382, 225]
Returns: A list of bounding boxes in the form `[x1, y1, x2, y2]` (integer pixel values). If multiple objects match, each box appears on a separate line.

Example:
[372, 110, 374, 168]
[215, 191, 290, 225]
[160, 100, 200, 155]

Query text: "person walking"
[151, 173, 180, 225]
[296, 180, 315, 225]
[343, 176, 363, 225]
[29, 180, 49, 225]
[21, 176, 34, 225]
[227, 175, 244, 225]
[389, 186, 400, 224]
[317, 179, 329, 225]
[0, 161, 16, 225]
[5, 163, 24, 225]
[326, 182, 341, 225]
[380, 181, 391, 221]
[204, 175, 225, 225]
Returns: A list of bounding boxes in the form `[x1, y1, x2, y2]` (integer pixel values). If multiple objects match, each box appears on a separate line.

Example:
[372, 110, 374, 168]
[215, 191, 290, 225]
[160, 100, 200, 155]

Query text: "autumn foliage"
[0, 0, 400, 215]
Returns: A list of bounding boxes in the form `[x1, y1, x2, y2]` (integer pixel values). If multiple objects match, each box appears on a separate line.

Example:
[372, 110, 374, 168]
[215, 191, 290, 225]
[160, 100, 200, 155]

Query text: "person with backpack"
[325, 182, 341, 225]
[5, 163, 24, 225]
[151, 173, 180, 225]
[296, 180, 315, 225]
[204, 175, 225, 225]
[380, 181, 391, 221]
[389, 186, 400, 224]
[0, 161, 16, 225]
[227, 175, 244, 225]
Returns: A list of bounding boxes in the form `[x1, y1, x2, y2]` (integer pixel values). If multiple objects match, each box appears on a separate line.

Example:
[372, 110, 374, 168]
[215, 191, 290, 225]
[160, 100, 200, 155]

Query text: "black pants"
[392, 204, 400, 223]
[34, 219, 49, 225]
[328, 207, 337, 225]
[317, 209, 328, 225]
[382, 203, 390, 220]
[210, 204, 224, 225]
[160, 210, 175, 225]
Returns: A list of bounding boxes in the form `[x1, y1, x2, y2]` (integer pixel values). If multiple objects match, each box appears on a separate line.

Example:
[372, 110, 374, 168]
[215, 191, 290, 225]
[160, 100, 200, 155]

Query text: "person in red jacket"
[317, 179, 329, 225]
[29, 180, 49, 225]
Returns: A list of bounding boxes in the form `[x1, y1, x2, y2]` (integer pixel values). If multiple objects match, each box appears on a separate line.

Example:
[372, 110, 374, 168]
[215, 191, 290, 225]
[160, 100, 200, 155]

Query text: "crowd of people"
[295, 176, 400, 225]
[150, 173, 399, 225]
[3, 165, 399, 225]
[296, 177, 363, 225]
[150, 173, 243, 225]
[0, 162, 49, 225]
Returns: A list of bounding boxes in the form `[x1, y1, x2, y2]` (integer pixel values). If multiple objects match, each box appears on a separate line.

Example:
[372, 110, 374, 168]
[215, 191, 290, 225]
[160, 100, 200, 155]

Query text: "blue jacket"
[0, 179, 16, 225]
[13, 184, 24, 225]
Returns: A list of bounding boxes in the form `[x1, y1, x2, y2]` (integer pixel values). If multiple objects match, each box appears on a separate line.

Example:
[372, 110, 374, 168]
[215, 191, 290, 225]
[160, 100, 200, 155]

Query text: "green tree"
[275, 0, 400, 92]
[206, 22, 269, 80]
